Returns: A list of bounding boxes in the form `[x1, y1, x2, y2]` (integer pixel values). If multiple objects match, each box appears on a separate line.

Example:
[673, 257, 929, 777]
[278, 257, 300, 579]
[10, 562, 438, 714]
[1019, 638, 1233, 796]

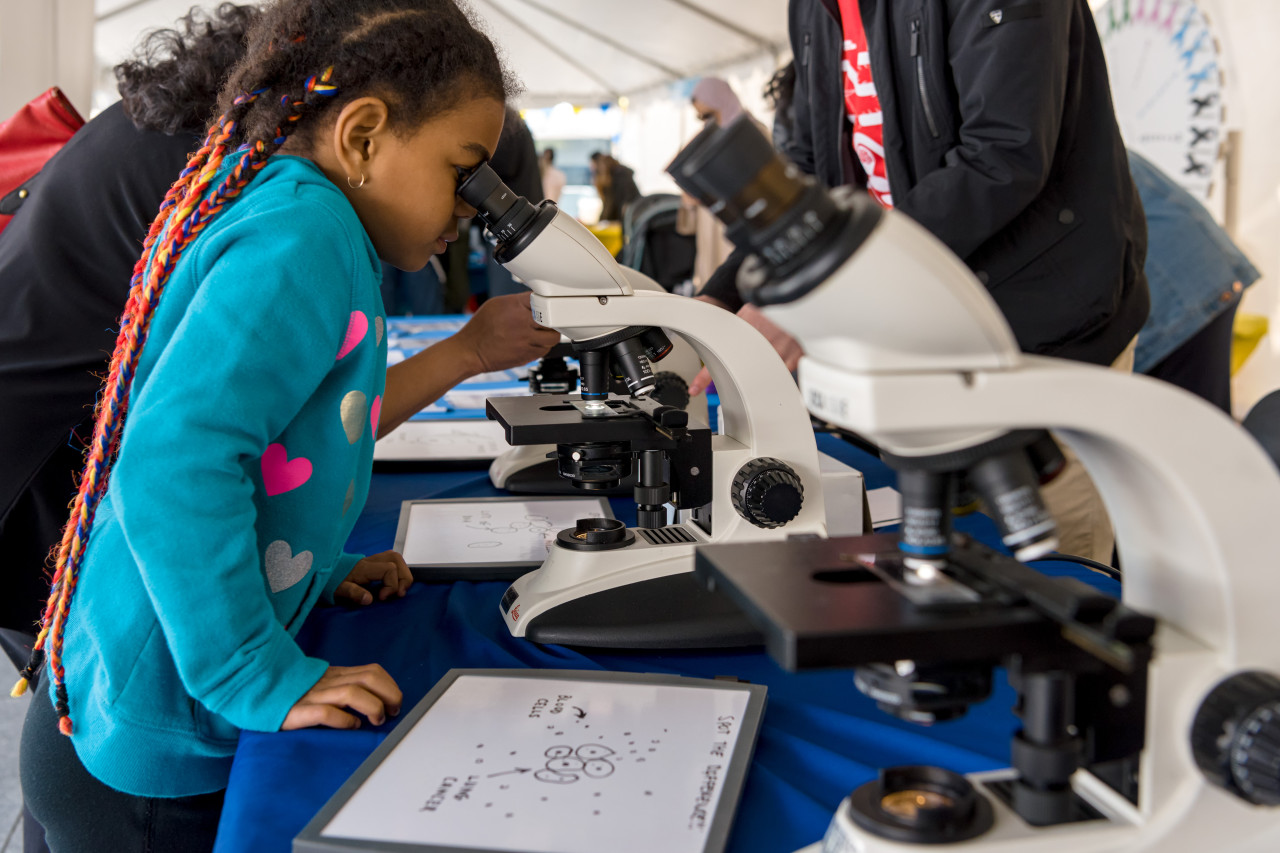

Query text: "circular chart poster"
[1096, 0, 1226, 201]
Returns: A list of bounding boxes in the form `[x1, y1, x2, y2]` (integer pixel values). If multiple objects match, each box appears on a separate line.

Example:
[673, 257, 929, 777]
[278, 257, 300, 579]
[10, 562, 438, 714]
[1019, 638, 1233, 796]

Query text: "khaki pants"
[1038, 338, 1137, 564]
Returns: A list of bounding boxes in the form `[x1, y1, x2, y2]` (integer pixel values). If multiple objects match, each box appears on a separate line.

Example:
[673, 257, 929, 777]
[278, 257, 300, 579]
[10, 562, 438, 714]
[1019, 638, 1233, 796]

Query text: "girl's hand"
[334, 550, 412, 605]
[453, 292, 560, 375]
[282, 664, 402, 730]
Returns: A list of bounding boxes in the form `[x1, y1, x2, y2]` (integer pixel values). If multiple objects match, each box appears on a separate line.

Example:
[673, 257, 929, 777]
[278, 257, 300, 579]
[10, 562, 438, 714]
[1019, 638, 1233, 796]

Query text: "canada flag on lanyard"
[838, 0, 894, 208]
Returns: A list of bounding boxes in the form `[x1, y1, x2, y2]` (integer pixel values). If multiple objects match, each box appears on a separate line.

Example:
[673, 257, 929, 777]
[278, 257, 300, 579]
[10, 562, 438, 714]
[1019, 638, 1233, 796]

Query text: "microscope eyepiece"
[457, 162, 556, 261]
[665, 121, 727, 212]
[666, 116, 883, 307]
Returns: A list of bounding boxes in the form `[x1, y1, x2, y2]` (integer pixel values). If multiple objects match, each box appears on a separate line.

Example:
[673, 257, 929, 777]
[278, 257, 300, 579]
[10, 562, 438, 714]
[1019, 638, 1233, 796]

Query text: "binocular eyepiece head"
[665, 115, 883, 307]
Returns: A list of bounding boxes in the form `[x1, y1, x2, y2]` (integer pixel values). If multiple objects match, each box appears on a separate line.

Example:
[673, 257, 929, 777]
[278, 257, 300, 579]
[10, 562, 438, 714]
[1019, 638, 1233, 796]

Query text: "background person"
[539, 147, 566, 203]
[1128, 149, 1261, 413]
[590, 151, 641, 223]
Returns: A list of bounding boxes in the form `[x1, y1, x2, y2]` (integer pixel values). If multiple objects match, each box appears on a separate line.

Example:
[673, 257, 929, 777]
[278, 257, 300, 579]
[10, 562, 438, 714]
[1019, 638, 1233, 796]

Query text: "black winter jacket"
[708, 0, 1149, 366]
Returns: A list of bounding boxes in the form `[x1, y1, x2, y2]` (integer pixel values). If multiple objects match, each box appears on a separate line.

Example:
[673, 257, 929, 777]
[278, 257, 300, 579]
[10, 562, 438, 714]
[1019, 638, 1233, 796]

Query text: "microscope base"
[521, 572, 762, 649]
[500, 526, 787, 649]
[816, 769, 1143, 853]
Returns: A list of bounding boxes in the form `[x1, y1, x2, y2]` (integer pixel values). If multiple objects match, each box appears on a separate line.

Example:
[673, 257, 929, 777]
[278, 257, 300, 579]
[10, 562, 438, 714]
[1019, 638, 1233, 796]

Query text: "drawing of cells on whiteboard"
[319, 674, 754, 853]
[536, 744, 617, 783]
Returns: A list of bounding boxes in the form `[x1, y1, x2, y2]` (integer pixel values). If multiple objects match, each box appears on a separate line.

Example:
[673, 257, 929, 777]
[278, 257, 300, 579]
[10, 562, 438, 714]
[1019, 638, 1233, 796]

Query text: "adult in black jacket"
[0, 5, 259, 649]
[704, 0, 1149, 367]
[696, 0, 1147, 563]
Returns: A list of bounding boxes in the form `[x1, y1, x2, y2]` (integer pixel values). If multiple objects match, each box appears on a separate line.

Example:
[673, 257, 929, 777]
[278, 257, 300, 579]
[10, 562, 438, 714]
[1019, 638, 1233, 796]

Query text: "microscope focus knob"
[1191, 670, 1280, 806]
[732, 458, 804, 529]
[650, 371, 691, 411]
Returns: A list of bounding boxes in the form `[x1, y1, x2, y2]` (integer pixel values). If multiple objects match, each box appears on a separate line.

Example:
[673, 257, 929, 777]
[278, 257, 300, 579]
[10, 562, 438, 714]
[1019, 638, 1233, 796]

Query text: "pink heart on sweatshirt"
[336, 311, 369, 360]
[370, 395, 382, 438]
[261, 443, 312, 496]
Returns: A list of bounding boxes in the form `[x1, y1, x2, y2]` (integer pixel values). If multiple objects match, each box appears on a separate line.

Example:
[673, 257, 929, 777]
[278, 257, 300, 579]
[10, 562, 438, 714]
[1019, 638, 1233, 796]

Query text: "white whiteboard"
[394, 498, 610, 569]
[314, 672, 762, 853]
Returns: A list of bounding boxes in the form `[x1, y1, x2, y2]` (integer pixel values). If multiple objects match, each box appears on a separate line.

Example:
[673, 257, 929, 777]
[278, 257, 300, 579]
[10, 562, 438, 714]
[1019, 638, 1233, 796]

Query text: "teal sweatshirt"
[53, 155, 386, 797]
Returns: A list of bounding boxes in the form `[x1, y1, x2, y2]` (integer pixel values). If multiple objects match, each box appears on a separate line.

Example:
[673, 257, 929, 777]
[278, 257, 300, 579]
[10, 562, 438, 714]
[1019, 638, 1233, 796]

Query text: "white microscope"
[455, 163, 833, 649]
[676, 117, 1280, 851]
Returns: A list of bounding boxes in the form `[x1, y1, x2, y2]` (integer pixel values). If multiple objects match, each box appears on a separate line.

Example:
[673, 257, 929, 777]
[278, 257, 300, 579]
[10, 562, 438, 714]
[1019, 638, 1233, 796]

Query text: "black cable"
[811, 417, 882, 458]
[1032, 553, 1123, 582]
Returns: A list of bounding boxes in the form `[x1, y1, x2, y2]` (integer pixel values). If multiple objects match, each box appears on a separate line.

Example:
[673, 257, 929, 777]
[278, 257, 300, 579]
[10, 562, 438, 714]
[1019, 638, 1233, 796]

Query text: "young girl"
[17, 1, 517, 849]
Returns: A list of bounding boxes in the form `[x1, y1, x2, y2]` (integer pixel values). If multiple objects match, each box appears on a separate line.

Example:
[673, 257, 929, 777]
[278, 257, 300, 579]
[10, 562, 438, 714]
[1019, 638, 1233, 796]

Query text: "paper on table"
[320, 674, 753, 853]
[867, 486, 903, 528]
[373, 420, 509, 461]
[443, 385, 534, 412]
[399, 498, 608, 567]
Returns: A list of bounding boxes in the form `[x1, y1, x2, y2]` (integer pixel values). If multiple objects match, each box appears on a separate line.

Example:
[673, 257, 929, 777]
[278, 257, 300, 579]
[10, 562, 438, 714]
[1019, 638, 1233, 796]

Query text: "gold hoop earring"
[347, 172, 365, 189]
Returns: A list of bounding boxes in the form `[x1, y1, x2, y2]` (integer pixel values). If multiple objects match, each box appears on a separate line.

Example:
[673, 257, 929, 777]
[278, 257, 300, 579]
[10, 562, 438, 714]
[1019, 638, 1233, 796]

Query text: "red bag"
[0, 87, 85, 234]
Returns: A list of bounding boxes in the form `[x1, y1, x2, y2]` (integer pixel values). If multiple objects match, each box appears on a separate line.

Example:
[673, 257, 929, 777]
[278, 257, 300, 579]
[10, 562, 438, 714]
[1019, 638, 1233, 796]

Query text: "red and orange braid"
[12, 70, 339, 741]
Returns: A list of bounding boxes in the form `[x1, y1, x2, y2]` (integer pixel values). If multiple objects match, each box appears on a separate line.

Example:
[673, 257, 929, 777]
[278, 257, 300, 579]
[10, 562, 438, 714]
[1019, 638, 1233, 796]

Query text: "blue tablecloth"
[212, 434, 1119, 853]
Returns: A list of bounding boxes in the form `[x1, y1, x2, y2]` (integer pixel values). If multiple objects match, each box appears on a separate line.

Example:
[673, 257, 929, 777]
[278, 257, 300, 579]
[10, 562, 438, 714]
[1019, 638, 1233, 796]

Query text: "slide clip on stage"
[457, 161, 829, 649]
[674, 117, 1280, 850]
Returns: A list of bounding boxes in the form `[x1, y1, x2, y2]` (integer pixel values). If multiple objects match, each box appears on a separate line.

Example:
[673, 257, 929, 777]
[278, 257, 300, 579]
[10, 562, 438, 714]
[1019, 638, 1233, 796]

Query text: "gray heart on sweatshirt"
[340, 390, 367, 444]
[375, 315, 385, 346]
[265, 540, 313, 593]
[343, 479, 355, 515]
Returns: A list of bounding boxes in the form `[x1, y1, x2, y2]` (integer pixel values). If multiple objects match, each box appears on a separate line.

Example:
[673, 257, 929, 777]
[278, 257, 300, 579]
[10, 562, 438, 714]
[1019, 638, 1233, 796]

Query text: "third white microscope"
[678, 116, 1280, 852]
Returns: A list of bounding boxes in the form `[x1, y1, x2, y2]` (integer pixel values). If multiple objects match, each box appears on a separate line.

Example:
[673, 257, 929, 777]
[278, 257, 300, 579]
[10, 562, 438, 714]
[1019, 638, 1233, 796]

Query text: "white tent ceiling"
[93, 0, 789, 108]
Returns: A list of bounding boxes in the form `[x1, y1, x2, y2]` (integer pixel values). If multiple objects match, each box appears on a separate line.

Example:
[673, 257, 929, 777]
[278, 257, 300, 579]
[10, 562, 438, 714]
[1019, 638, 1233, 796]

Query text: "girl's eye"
[455, 164, 478, 189]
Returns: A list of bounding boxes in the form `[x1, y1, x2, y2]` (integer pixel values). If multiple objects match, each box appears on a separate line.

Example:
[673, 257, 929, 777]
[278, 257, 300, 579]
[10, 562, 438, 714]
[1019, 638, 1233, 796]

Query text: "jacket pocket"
[972, 195, 1083, 290]
[110, 622, 201, 735]
[909, 18, 942, 139]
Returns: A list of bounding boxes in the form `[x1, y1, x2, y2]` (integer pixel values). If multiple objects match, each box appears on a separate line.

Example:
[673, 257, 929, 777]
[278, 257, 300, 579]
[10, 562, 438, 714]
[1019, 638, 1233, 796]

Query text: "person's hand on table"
[453, 291, 560, 375]
[687, 297, 805, 396]
[282, 664, 403, 730]
[334, 550, 412, 605]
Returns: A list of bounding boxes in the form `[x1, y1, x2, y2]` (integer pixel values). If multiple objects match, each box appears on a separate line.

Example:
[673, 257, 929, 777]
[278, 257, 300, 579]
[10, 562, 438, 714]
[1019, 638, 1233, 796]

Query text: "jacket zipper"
[910, 19, 941, 139]
[802, 31, 812, 67]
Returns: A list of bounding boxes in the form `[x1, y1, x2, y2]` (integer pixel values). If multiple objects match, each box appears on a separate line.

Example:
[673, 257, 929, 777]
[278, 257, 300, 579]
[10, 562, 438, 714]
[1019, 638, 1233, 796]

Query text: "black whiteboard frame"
[293, 668, 767, 853]
[392, 496, 614, 582]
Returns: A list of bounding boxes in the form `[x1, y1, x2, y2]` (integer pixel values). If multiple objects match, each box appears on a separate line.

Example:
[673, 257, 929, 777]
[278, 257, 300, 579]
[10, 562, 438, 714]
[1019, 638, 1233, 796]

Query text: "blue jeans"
[1129, 150, 1259, 374]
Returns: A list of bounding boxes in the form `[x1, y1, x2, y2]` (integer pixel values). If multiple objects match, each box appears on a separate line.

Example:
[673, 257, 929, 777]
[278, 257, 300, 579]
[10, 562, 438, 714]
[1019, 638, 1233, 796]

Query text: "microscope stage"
[694, 534, 1060, 671]
[487, 394, 693, 447]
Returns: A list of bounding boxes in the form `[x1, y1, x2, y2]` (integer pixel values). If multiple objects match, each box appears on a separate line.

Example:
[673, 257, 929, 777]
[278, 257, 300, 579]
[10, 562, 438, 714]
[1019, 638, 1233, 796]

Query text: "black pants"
[20, 687, 225, 853]
[1146, 301, 1240, 414]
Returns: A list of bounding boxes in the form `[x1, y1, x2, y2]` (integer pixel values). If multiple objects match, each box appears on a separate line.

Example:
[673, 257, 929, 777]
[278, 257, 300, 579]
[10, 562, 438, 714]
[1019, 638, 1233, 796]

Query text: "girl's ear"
[329, 97, 392, 182]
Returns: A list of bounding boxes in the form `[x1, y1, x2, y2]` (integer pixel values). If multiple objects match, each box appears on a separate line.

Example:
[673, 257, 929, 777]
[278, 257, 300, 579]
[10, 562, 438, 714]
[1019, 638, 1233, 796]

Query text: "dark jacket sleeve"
[697, 245, 748, 311]
[894, 0, 1073, 261]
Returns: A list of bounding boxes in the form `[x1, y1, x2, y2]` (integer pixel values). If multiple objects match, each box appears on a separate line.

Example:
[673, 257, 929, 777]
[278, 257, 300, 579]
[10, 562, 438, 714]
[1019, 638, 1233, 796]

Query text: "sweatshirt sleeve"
[111, 187, 365, 732]
[322, 551, 365, 605]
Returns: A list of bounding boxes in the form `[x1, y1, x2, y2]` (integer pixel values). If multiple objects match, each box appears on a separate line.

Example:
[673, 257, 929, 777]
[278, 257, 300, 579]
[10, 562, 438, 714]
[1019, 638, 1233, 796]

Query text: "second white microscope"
[455, 163, 831, 648]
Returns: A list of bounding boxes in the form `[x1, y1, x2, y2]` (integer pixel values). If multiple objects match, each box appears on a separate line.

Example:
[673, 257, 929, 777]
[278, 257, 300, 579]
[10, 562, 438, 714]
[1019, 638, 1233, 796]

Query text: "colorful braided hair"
[12, 0, 514, 737]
